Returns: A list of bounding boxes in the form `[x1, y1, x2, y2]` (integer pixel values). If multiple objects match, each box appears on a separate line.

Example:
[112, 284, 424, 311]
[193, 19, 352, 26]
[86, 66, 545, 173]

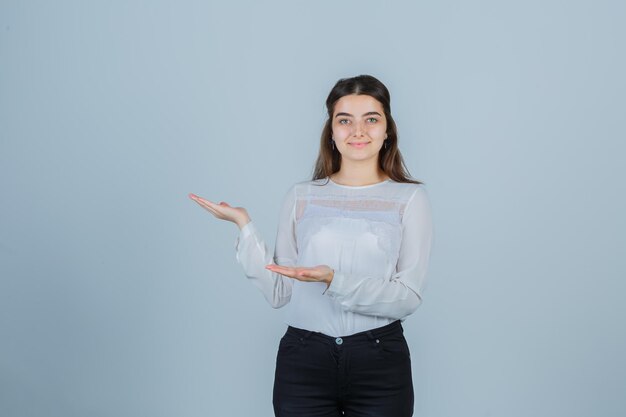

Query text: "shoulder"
[383, 180, 428, 202]
[397, 183, 431, 224]
[382, 182, 430, 223]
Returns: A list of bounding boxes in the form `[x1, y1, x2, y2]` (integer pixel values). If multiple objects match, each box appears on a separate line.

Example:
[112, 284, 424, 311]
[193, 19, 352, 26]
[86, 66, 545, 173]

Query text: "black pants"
[273, 320, 414, 417]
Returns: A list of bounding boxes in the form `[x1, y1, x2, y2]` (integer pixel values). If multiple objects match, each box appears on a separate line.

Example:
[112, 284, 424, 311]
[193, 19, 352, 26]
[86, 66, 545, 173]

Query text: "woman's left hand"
[265, 264, 334, 287]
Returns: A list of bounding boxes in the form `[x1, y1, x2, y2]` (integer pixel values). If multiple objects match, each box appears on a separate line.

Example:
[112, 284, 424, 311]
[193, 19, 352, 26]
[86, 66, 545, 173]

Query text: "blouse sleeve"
[234, 185, 297, 308]
[323, 185, 434, 319]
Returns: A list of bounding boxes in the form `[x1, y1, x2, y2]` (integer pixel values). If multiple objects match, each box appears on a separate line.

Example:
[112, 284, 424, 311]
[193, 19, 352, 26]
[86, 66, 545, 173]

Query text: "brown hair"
[311, 74, 423, 185]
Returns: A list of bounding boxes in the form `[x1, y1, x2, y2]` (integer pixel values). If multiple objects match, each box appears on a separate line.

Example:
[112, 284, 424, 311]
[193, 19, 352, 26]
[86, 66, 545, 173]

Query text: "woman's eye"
[367, 117, 378, 123]
[338, 119, 349, 124]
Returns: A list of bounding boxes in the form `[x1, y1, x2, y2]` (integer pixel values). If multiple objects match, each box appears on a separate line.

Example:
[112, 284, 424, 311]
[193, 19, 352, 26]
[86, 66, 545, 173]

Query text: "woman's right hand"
[189, 193, 251, 229]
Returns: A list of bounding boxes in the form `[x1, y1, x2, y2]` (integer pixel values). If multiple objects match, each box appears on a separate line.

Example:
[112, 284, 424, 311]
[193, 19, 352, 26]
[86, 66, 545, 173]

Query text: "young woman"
[189, 74, 433, 417]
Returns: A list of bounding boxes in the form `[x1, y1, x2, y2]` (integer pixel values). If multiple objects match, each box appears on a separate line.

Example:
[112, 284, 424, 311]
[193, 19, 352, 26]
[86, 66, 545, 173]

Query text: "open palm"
[266, 264, 334, 287]
[189, 193, 250, 227]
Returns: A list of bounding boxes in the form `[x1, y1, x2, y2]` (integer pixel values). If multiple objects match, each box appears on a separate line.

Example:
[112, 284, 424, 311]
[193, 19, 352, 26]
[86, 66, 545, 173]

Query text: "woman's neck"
[329, 169, 389, 187]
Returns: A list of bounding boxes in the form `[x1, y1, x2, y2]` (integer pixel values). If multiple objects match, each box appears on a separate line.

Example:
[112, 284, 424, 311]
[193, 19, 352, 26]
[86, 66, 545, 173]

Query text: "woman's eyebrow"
[335, 111, 382, 118]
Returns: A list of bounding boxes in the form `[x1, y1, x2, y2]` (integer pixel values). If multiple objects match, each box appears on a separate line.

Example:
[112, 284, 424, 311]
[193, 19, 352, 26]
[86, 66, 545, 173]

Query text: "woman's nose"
[352, 121, 365, 136]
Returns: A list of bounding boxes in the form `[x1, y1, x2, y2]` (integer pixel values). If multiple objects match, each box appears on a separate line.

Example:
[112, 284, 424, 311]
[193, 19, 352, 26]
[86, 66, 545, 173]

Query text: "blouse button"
[335, 337, 343, 345]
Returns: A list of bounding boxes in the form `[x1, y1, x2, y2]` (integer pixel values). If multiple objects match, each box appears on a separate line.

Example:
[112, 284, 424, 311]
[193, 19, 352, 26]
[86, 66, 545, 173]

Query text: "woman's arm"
[322, 186, 434, 319]
[235, 185, 298, 308]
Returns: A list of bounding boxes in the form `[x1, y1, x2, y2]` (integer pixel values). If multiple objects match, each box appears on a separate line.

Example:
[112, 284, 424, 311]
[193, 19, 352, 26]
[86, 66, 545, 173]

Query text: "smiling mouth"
[349, 142, 370, 148]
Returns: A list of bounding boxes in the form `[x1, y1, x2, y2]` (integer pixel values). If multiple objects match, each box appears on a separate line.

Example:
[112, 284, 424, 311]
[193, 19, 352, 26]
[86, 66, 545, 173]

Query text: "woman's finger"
[266, 265, 299, 278]
[192, 198, 229, 219]
[190, 194, 214, 206]
[266, 265, 322, 282]
[193, 198, 219, 213]
[190, 194, 234, 213]
[193, 196, 223, 212]
[266, 265, 295, 274]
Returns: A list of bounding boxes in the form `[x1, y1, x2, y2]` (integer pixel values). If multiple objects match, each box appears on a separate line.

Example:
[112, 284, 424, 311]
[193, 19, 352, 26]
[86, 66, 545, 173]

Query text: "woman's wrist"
[326, 269, 334, 287]
[236, 216, 251, 229]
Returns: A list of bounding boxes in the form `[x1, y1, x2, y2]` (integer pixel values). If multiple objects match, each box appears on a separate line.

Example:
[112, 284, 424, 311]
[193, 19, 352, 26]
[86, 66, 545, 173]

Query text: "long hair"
[311, 74, 423, 185]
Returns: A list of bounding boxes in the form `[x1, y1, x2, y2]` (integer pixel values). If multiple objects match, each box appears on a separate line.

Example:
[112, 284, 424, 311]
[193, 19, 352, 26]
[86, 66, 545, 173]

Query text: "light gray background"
[1, 1, 624, 416]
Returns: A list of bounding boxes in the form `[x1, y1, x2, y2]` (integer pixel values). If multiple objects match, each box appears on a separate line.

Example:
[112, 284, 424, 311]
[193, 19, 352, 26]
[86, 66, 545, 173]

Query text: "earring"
[384, 138, 389, 150]
[330, 137, 335, 151]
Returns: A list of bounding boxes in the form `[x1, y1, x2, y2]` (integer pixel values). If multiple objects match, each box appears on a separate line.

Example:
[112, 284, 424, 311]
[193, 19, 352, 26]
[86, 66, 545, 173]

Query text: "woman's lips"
[349, 142, 369, 149]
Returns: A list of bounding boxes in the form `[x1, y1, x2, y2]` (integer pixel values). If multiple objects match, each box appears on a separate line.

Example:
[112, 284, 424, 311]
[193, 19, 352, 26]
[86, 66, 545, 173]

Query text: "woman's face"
[331, 94, 388, 163]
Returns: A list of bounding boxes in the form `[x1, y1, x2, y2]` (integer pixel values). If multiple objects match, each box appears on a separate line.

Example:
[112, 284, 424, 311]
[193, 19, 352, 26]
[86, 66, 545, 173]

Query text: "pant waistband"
[286, 320, 403, 343]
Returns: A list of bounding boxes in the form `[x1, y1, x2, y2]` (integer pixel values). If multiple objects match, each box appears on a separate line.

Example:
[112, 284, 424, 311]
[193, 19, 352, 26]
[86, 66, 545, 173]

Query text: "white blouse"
[234, 176, 434, 337]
